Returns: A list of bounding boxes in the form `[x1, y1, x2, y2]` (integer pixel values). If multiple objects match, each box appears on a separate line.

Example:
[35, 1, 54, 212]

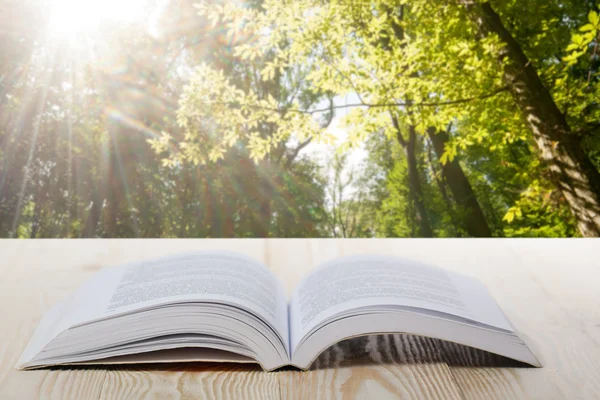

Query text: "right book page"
[288, 255, 515, 353]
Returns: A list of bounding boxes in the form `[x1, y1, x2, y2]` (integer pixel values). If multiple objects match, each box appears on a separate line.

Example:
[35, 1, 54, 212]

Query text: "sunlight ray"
[10, 56, 54, 237]
[0, 61, 43, 194]
[107, 126, 141, 237]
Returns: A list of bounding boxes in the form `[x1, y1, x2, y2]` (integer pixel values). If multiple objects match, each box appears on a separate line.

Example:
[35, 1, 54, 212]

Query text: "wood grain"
[278, 335, 463, 400]
[98, 363, 280, 400]
[0, 239, 598, 399]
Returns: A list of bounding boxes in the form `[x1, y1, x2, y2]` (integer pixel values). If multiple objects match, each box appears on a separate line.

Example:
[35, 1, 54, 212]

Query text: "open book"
[18, 251, 540, 371]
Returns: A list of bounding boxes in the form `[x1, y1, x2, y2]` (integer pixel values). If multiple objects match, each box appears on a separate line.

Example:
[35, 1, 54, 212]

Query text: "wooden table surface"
[0, 239, 599, 399]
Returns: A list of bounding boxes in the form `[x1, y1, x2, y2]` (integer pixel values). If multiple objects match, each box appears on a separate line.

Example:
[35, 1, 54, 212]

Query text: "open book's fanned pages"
[288, 255, 540, 369]
[18, 252, 292, 371]
[18, 251, 540, 372]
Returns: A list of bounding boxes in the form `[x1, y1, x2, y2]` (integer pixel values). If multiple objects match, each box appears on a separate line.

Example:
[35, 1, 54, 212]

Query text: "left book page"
[18, 251, 290, 368]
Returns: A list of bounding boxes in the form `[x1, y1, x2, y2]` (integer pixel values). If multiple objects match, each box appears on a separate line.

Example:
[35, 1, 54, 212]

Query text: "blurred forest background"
[1, 0, 600, 238]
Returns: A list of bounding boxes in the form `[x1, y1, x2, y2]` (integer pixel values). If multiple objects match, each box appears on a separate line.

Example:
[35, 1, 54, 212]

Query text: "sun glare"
[48, 0, 146, 37]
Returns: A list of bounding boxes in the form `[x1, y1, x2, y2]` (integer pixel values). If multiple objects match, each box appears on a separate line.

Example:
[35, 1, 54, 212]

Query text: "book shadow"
[303, 333, 532, 370]
[47, 333, 532, 373]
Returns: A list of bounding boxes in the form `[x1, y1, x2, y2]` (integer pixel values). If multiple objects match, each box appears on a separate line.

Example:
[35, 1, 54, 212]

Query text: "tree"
[322, 152, 380, 238]
[1, 0, 329, 238]
[3, 0, 596, 238]
[461, 1, 600, 236]
[390, 116, 433, 237]
[381, 4, 491, 237]
[427, 127, 491, 237]
[190, 0, 598, 236]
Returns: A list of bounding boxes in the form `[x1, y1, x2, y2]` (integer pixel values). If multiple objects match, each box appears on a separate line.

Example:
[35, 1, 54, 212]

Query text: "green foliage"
[0, 0, 328, 238]
[2, 0, 599, 237]
[500, 182, 579, 237]
[183, 0, 599, 237]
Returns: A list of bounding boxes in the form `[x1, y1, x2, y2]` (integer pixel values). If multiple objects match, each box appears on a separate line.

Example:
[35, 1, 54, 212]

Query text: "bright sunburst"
[47, 0, 146, 37]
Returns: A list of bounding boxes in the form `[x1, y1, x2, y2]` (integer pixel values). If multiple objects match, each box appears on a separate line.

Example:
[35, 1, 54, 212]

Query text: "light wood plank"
[98, 364, 280, 400]
[1, 239, 600, 399]
[0, 265, 108, 399]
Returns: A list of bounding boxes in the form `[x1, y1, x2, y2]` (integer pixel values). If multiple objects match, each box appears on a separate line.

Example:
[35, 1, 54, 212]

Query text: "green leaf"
[579, 24, 595, 32]
[571, 34, 585, 46]
[503, 207, 522, 223]
[589, 10, 599, 27]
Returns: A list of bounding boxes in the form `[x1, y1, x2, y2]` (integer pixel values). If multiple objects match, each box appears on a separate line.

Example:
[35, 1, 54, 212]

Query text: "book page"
[289, 255, 513, 351]
[57, 251, 289, 348]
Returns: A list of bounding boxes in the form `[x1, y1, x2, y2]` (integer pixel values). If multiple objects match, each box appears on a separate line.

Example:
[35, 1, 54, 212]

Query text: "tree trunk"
[465, 1, 600, 236]
[201, 177, 216, 237]
[255, 160, 273, 238]
[426, 137, 461, 236]
[391, 115, 434, 237]
[240, 158, 271, 238]
[427, 128, 492, 237]
[84, 195, 102, 238]
[29, 194, 41, 238]
[383, 7, 433, 237]
[104, 148, 120, 237]
[222, 174, 236, 238]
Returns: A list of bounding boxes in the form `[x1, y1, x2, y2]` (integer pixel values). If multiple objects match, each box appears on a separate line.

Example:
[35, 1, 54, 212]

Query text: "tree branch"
[280, 97, 335, 168]
[284, 137, 313, 168]
[322, 57, 366, 105]
[390, 113, 407, 148]
[204, 86, 509, 116]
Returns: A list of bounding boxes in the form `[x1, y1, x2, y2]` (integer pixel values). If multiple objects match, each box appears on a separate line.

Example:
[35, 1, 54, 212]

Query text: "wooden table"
[0, 239, 599, 399]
